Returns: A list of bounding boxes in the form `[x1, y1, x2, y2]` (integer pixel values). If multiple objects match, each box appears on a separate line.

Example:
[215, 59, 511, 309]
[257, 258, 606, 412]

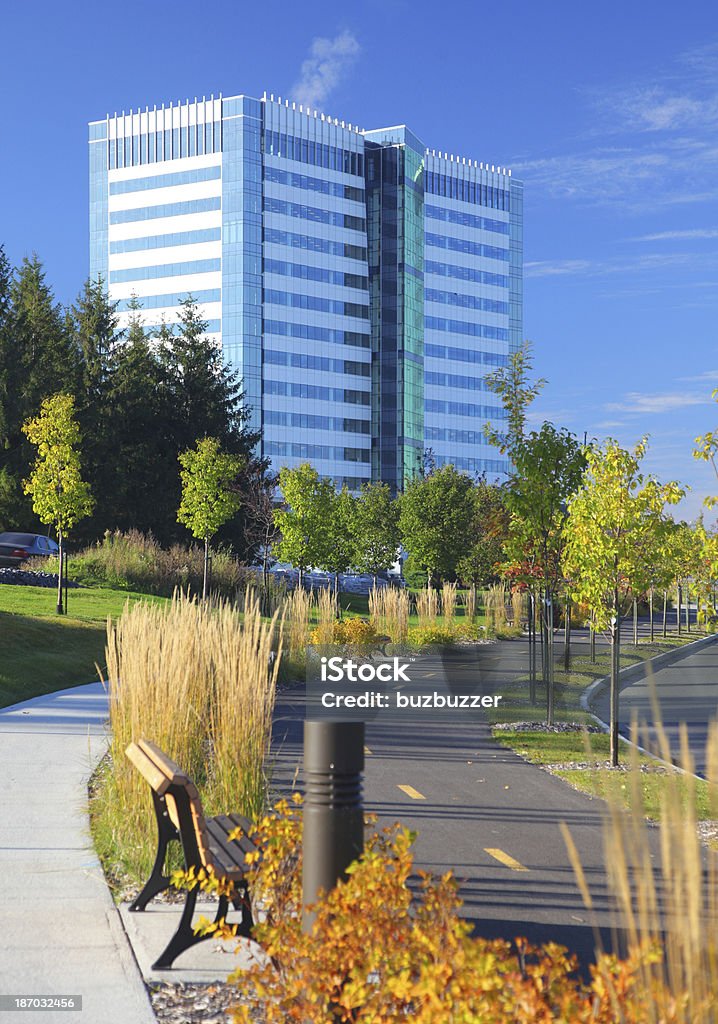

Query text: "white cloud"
[679, 370, 718, 383]
[525, 251, 702, 279]
[631, 228, 718, 241]
[513, 43, 718, 207]
[605, 391, 710, 415]
[290, 31, 360, 110]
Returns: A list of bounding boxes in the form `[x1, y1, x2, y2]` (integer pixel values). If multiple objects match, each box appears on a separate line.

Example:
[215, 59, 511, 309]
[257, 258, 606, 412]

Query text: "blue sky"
[2, 0, 717, 516]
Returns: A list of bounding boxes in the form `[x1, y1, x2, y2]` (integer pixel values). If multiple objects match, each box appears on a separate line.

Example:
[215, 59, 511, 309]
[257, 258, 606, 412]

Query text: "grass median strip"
[493, 726, 716, 825]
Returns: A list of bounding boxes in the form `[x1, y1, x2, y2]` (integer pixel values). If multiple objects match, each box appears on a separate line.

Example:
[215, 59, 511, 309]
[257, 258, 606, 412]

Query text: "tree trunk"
[298, 566, 304, 590]
[590, 615, 596, 664]
[685, 583, 690, 633]
[56, 531, 64, 616]
[662, 591, 668, 638]
[546, 594, 555, 727]
[203, 537, 209, 600]
[529, 590, 536, 705]
[677, 583, 682, 636]
[633, 597, 638, 646]
[649, 588, 654, 642]
[610, 609, 621, 767]
[563, 597, 571, 671]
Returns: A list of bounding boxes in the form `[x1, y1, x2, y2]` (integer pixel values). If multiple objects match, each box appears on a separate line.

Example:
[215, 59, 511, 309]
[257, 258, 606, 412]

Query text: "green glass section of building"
[365, 127, 425, 493]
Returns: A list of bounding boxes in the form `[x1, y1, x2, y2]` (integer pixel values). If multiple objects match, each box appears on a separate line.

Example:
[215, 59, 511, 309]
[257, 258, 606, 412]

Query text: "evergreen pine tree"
[3, 255, 81, 527]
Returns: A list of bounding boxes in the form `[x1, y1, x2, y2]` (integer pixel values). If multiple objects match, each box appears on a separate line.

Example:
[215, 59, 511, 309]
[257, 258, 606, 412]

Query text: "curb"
[580, 631, 718, 774]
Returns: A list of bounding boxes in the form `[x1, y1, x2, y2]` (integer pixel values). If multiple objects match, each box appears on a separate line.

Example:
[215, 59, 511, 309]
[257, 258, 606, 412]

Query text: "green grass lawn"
[494, 726, 716, 822]
[0, 584, 169, 708]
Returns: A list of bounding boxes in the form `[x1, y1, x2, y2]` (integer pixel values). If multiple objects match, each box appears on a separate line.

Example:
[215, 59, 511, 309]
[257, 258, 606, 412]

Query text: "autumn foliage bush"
[182, 796, 693, 1024]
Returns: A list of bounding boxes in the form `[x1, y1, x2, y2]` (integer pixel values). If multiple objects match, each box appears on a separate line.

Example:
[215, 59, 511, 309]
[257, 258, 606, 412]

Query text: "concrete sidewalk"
[0, 682, 155, 1024]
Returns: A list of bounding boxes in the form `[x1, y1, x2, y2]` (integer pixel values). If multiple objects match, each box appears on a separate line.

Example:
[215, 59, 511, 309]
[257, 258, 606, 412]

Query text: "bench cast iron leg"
[152, 891, 234, 970]
[129, 792, 178, 912]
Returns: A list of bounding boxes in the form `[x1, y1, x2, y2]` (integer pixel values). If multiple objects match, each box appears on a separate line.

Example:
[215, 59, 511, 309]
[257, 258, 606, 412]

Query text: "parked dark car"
[0, 532, 59, 567]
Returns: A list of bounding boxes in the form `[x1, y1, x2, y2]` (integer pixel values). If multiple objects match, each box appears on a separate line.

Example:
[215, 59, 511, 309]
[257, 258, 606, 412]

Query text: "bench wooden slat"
[216, 814, 258, 857]
[203, 819, 255, 879]
[125, 742, 172, 796]
[137, 739, 191, 785]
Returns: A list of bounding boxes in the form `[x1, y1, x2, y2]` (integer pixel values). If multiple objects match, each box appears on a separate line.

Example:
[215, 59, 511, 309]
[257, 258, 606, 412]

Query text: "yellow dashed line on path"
[398, 784, 426, 800]
[484, 848, 529, 872]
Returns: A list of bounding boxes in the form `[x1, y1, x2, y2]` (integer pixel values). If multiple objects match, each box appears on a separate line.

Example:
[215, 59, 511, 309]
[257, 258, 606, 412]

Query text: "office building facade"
[89, 93, 521, 491]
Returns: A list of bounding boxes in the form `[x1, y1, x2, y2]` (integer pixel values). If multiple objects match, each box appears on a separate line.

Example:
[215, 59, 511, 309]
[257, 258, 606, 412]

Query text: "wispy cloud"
[513, 42, 718, 207]
[605, 391, 711, 415]
[679, 369, 718, 383]
[290, 31, 360, 110]
[631, 228, 718, 241]
[525, 251, 704, 279]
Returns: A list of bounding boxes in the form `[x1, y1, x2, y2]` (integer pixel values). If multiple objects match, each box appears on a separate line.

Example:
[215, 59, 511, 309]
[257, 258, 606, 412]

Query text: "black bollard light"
[302, 720, 364, 931]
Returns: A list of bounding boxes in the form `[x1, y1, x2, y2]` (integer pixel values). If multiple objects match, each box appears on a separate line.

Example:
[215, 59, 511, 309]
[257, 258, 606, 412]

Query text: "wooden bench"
[125, 739, 257, 969]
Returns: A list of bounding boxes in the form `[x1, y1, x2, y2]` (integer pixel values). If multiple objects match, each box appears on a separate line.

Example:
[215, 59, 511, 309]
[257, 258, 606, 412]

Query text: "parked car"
[0, 532, 59, 567]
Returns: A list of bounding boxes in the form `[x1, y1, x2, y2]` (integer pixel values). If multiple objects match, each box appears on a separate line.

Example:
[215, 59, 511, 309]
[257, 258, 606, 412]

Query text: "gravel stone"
[0, 567, 79, 588]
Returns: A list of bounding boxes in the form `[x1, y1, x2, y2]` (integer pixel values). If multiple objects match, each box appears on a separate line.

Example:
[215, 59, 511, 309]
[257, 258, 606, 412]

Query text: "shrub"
[184, 798, 692, 1023]
[408, 621, 483, 646]
[34, 529, 253, 599]
[309, 618, 380, 647]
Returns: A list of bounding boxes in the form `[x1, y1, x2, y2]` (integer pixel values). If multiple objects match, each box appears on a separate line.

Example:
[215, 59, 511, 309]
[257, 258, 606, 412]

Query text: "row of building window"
[265, 411, 370, 434]
[425, 288, 508, 314]
[425, 427, 488, 444]
[265, 441, 370, 463]
[265, 228, 367, 262]
[138, 319, 221, 334]
[109, 165, 221, 196]
[434, 454, 509, 474]
[264, 130, 364, 178]
[425, 316, 509, 342]
[425, 344, 508, 366]
[265, 165, 364, 202]
[426, 399, 506, 418]
[265, 196, 365, 232]
[265, 319, 370, 348]
[107, 122, 222, 170]
[265, 379, 370, 404]
[425, 204, 508, 235]
[265, 348, 371, 377]
[116, 288, 220, 311]
[425, 370, 488, 392]
[425, 171, 510, 211]
[110, 258, 220, 284]
[110, 227, 221, 254]
[110, 196, 221, 225]
[425, 232, 509, 262]
[265, 289, 369, 320]
[264, 258, 368, 291]
[425, 259, 508, 288]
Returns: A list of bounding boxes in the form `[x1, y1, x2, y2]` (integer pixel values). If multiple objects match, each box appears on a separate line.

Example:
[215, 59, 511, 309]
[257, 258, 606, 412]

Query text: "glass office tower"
[89, 93, 520, 491]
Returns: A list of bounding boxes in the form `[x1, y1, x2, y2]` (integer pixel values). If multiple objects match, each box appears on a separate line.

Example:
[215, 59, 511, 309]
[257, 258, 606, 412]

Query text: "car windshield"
[0, 533, 37, 546]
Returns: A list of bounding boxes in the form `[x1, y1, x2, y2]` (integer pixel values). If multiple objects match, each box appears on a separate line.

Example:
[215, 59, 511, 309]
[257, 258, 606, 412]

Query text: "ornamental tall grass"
[93, 591, 280, 882]
[485, 583, 508, 631]
[462, 585, 477, 622]
[441, 581, 458, 624]
[369, 587, 410, 643]
[415, 587, 439, 628]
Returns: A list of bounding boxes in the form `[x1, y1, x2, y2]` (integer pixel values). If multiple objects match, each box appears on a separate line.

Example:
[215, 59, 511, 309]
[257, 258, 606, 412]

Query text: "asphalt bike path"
[591, 630, 718, 775]
[272, 637, 640, 965]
